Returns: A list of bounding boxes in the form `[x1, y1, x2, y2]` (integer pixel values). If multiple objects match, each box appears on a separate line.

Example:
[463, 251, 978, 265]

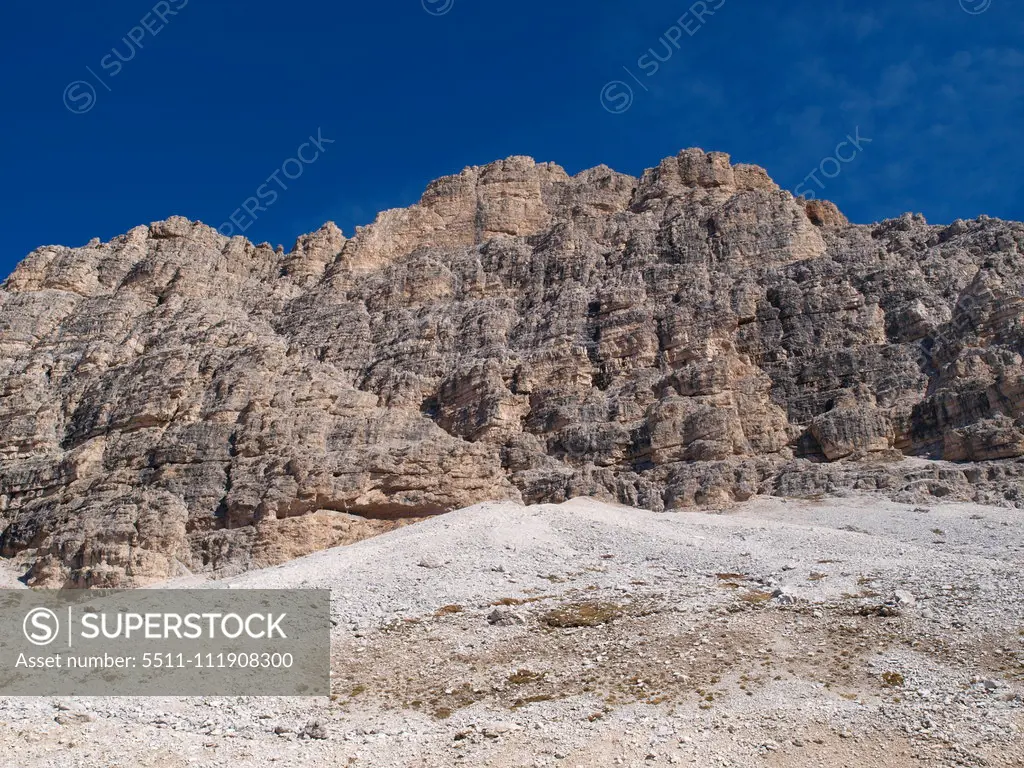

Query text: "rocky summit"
[1, 149, 1022, 587]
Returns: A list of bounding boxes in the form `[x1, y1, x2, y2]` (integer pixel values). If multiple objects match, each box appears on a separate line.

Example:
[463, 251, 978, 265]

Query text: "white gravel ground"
[1, 494, 1022, 767]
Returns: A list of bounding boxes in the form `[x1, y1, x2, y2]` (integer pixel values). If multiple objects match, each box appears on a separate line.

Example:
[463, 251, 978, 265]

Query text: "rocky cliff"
[1, 149, 1022, 587]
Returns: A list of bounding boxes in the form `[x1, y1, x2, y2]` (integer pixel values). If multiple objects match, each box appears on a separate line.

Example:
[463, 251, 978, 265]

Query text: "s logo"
[23, 607, 60, 646]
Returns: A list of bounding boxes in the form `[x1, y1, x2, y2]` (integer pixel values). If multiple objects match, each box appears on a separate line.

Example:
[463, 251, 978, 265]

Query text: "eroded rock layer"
[1, 150, 1022, 586]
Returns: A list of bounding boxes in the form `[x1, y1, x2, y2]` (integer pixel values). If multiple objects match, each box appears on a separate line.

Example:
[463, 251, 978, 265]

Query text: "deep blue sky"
[1, 0, 1021, 277]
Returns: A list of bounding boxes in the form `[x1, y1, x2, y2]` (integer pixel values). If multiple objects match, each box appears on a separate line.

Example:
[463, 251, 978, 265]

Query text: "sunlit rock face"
[1, 149, 1022, 586]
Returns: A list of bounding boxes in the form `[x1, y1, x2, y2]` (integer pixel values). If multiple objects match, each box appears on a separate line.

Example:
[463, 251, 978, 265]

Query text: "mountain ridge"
[1, 148, 1022, 587]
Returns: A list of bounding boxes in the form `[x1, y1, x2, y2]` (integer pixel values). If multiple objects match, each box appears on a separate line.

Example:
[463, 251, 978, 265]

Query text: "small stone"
[772, 588, 796, 605]
[481, 722, 518, 738]
[487, 608, 526, 626]
[54, 711, 96, 726]
[302, 721, 329, 740]
[894, 590, 916, 607]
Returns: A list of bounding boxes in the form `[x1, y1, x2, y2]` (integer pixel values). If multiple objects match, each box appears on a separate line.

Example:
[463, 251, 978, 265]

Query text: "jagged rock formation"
[1, 149, 1022, 587]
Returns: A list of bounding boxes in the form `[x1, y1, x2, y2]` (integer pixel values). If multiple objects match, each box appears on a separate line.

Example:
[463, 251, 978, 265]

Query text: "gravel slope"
[2, 495, 1022, 767]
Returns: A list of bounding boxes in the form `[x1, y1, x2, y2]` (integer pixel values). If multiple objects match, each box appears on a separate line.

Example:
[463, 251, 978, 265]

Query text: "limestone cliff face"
[1, 149, 1022, 587]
